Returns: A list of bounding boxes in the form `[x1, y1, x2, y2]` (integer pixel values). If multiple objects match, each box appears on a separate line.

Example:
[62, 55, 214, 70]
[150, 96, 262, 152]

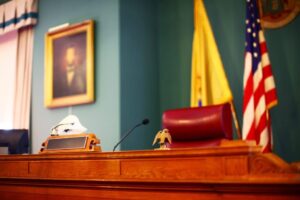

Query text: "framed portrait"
[44, 20, 94, 108]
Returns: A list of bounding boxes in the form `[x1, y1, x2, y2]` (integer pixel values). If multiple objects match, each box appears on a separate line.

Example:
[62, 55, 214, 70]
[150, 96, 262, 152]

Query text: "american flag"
[242, 0, 278, 152]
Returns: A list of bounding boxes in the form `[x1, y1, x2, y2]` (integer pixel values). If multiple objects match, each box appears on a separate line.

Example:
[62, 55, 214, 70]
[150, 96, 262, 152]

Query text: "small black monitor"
[0, 129, 29, 154]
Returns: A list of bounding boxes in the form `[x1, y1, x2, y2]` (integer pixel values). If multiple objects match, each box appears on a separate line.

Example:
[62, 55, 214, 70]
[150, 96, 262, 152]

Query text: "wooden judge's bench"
[0, 141, 299, 200]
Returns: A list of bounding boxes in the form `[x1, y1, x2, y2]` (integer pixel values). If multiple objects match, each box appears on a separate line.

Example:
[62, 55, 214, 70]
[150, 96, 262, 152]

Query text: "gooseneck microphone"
[51, 123, 74, 135]
[113, 118, 150, 152]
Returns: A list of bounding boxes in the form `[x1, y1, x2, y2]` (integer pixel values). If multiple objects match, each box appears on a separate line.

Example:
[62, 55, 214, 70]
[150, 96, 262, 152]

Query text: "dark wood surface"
[0, 140, 299, 199]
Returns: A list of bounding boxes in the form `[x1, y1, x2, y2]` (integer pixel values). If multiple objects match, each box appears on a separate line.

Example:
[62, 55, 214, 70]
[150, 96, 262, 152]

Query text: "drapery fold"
[0, 0, 38, 36]
[0, 30, 18, 129]
[13, 27, 34, 129]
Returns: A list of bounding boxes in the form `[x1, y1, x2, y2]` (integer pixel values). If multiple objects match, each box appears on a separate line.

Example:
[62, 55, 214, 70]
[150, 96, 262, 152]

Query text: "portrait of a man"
[44, 20, 94, 108]
[53, 32, 87, 98]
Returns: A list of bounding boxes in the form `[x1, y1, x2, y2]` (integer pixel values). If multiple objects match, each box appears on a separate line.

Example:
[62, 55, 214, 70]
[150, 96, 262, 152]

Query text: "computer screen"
[0, 129, 29, 154]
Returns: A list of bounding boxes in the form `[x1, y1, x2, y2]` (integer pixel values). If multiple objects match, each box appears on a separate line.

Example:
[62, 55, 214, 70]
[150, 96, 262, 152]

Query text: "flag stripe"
[266, 89, 278, 108]
[243, 53, 252, 87]
[242, 96, 254, 138]
[260, 41, 267, 54]
[264, 76, 276, 91]
[253, 79, 265, 108]
[253, 62, 263, 92]
[263, 65, 273, 78]
[243, 75, 253, 112]
[261, 53, 270, 65]
[245, 120, 256, 140]
[254, 95, 266, 126]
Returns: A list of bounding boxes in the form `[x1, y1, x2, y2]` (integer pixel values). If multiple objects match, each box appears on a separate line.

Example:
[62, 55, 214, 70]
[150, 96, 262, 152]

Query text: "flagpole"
[230, 101, 242, 139]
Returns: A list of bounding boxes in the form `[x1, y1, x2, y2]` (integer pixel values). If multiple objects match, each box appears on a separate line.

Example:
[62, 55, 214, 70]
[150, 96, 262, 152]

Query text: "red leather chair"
[162, 103, 232, 148]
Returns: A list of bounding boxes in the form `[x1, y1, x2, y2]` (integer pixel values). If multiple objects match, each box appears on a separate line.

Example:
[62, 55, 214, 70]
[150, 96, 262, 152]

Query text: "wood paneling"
[121, 157, 224, 179]
[29, 160, 120, 178]
[0, 141, 299, 199]
[0, 161, 28, 177]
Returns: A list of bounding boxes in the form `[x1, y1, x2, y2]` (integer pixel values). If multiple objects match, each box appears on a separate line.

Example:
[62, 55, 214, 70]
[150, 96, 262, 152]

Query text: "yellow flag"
[190, 0, 233, 107]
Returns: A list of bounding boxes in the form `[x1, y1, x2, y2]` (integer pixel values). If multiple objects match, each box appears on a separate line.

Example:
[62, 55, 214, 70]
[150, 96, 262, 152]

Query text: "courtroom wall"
[158, 0, 194, 114]
[31, 0, 121, 152]
[120, 0, 160, 150]
[158, 0, 300, 162]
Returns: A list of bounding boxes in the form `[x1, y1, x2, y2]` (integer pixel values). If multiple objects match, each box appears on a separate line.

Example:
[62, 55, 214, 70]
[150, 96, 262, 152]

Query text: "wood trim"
[0, 141, 299, 199]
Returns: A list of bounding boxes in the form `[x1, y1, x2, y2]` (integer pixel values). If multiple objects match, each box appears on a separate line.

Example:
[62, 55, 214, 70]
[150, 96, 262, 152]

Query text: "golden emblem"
[152, 129, 172, 150]
[258, 0, 300, 28]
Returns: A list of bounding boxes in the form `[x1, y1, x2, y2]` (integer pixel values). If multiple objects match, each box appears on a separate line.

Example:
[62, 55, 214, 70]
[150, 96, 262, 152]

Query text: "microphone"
[51, 123, 74, 135]
[113, 118, 149, 152]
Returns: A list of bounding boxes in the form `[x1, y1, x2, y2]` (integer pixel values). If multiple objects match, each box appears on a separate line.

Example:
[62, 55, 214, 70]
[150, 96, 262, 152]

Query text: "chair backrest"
[0, 129, 29, 154]
[162, 103, 232, 148]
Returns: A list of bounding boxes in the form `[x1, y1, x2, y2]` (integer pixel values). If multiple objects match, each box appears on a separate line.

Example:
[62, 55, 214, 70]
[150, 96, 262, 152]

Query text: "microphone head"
[142, 118, 150, 125]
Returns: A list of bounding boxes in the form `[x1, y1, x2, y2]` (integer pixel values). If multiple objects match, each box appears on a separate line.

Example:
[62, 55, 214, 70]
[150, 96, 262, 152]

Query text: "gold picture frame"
[44, 20, 94, 108]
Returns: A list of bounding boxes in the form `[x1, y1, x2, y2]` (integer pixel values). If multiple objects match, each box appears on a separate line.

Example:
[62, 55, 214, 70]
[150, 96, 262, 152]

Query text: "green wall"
[158, 0, 300, 162]
[31, 0, 121, 152]
[265, 15, 300, 163]
[120, 0, 160, 150]
[158, 0, 194, 113]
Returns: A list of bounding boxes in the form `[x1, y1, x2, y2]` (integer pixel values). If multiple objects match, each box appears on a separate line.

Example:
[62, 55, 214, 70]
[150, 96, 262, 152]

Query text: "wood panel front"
[0, 141, 299, 199]
[28, 160, 120, 179]
[120, 157, 225, 180]
[0, 161, 28, 177]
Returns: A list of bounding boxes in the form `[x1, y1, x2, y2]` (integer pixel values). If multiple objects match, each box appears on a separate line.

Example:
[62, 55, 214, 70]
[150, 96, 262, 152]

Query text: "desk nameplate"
[39, 133, 101, 153]
[46, 136, 88, 150]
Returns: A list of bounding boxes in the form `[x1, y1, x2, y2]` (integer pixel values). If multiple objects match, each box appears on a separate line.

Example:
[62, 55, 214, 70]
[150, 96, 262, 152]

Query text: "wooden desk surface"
[0, 141, 299, 200]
